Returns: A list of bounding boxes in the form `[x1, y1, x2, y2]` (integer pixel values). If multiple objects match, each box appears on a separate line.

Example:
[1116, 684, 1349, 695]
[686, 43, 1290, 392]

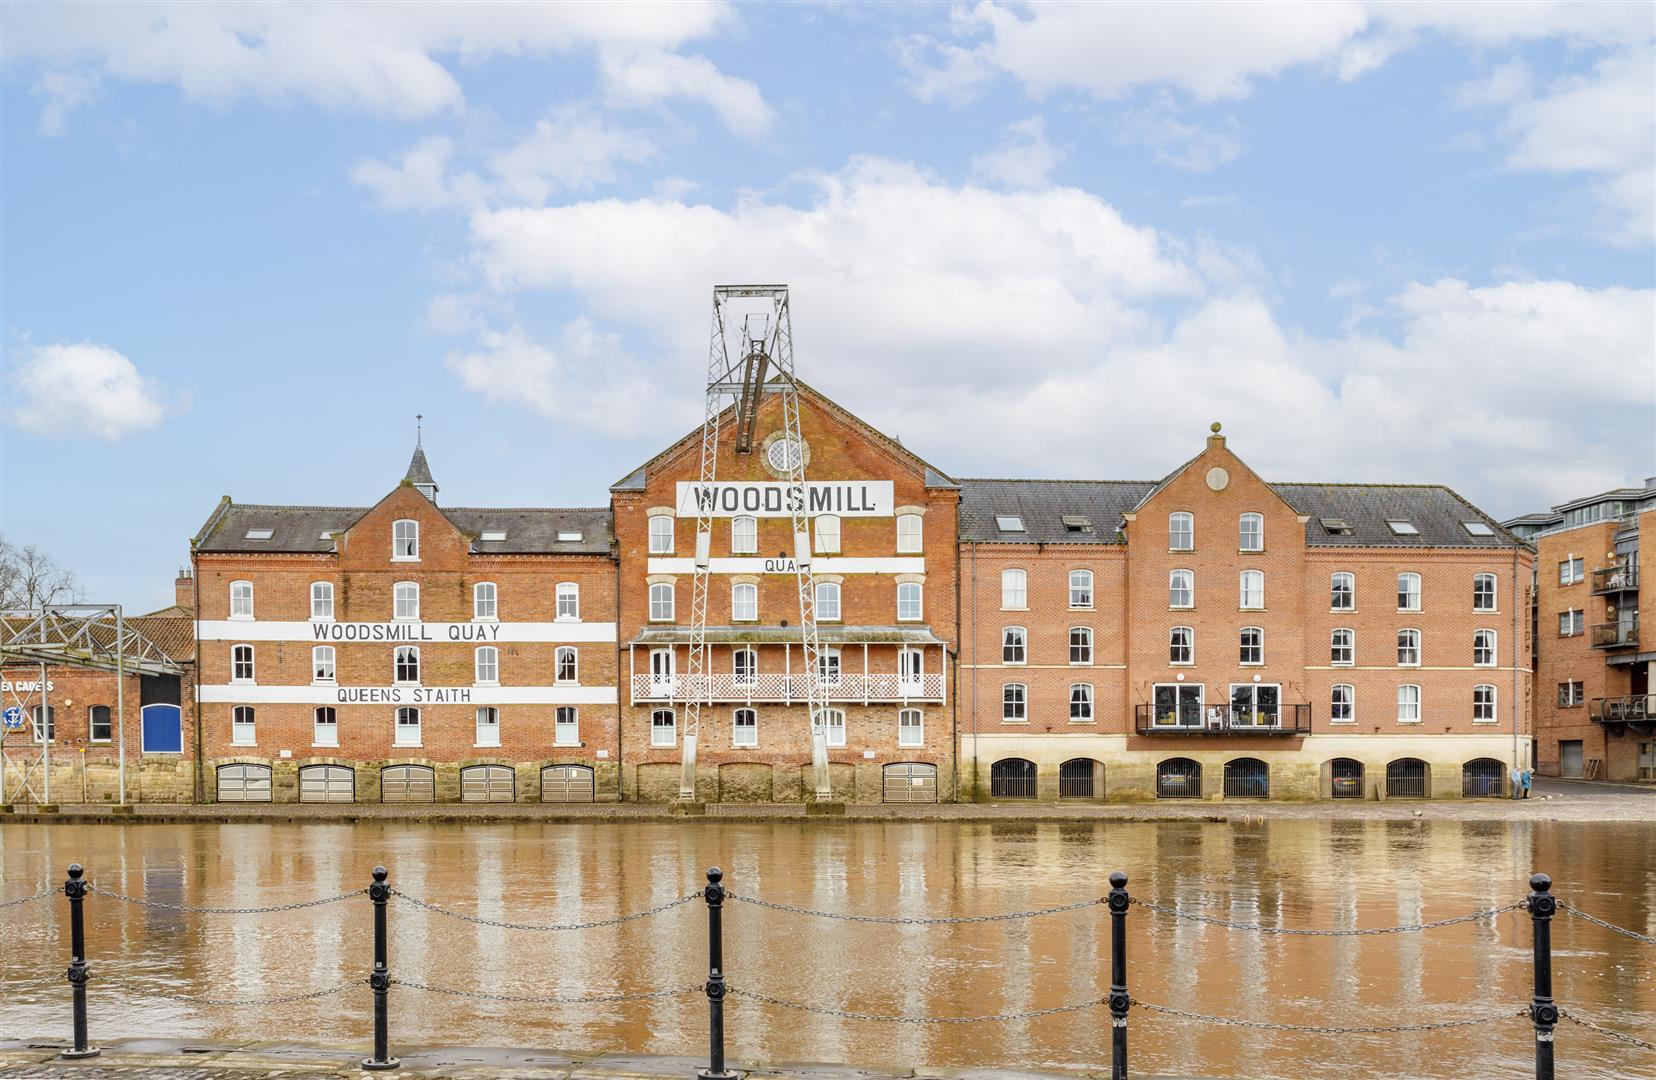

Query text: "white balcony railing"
[632, 672, 944, 704]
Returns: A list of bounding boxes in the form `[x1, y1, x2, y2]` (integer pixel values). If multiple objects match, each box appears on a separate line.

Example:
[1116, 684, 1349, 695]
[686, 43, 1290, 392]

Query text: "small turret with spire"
[406, 414, 438, 502]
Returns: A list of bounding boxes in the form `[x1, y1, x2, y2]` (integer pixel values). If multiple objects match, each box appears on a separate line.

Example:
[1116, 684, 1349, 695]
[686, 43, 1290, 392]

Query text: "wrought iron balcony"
[1133, 702, 1312, 736]
[1589, 695, 1654, 724]
[1590, 563, 1639, 594]
[1589, 619, 1640, 649]
[631, 672, 944, 704]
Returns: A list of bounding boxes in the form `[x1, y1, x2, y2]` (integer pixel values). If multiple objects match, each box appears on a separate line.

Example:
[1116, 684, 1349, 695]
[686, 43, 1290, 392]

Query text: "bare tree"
[0, 535, 84, 610]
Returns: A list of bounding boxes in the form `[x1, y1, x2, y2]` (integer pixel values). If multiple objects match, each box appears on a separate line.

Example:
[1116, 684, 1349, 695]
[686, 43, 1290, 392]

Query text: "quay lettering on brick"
[335, 687, 474, 704]
[311, 623, 504, 642]
[676, 481, 893, 518]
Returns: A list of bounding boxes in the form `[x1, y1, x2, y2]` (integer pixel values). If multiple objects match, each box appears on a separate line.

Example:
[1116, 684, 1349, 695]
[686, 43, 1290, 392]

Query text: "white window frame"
[231, 644, 255, 684]
[896, 581, 923, 622]
[393, 581, 419, 621]
[1397, 684, 1421, 724]
[555, 706, 579, 746]
[30, 706, 55, 744]
[821, 708, 847, 748]
[732, 515, 758, 555]
[1169, 626, 1194, 666]
[88, 705, 112, 743]
[1069, 682, 1094, 722]
[313, 706, 338, 747]
[475, 706, 501, 748]
[1559, 609, 1584, 636]
[1330, 684, 1354, 724]
[733, 708, 758, 748]
[231, 705, 256, 746]
[733, 647, 757, 687]
[649, 582, 675, 622]
[1169, 569, 1194, 609]
[1473, 629, 1496, 667]
[814, 514, 841, 554]
[1239, 512, 1264, 552]
[1239, 569, 1264, 610]
[229, 580, 254, 621]
[310, 581, 334, 621]
[555, 646, 578, 685]
[1397, 629, 1421, 667]
[556, 582, 580, 621]
[1002, 683, 1027, 722]
[649, 648, 675, 691]
[815, 581, 841, 621]
[899, 647, 924, 691]
[312, 645, 336, 684]
[395, 706, 421, 747]
[1069, 569, 1094, 609]
[1472, 573, 1497, 612]
[651, 708, 676, 747]
[1559, 557, 1584, 585]
[474, 581, 497, 621]
[474, 646, 500, 686]
[1331, 628, 1354, 667]
[1169, 512, 1194, 552]
[648, 515, 675, 555]
[392, 519, 419, 561]
[1002, 627, 1027, 665]
[896, 513, 923, 554]
[817, 648, 842, 687]
[1331, 572, 1355, 611]
[1070, 626, 1093, 665]
[1473, 684, 1497, 724]
[1558, 681, 1584, 707]
[1239, 626, 1263, 666]
[1397, 572, 1422, 612]
[1001, 568, 1027, 610]
[732, 582, 759, 622]
[394, 645, 420, 685]
[898, 708, 924, 747]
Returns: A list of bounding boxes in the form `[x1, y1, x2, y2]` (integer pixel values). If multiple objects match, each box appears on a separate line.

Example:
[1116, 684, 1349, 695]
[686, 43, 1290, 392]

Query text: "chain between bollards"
[1528, 873, 1557, 1080]
[60, 864, 99, 1060]
[697, 867, 737, 1080]
[362, 866, 399, 1071]
[1107, 871, 1129, 1080]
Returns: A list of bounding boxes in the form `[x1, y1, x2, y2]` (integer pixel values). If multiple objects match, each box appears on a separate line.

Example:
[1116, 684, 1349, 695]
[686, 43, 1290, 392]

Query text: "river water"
[2, 820, 1652, 1079]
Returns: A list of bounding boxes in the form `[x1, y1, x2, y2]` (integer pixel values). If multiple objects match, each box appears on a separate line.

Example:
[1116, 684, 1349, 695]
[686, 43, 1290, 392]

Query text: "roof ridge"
[1270, 481, 1455, 491]
[447, 506, 611, 513]
[225, 502, 368, 512]
[958, 477, 1158, 485]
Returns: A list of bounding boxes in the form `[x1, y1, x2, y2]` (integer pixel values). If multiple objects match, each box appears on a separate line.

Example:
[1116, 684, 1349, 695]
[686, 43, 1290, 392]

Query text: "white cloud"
[2, 0, 739, 130]
[1455, 59, 1533, 107]
[1118, 95, 1242, 172]
[33, 69, 100, 136]
[969, 115, 1064, 187]
[350, 136, 481, 212]
[489, 106, 657, 204]
[598, 48, 773, 134]
[8, 342, 176, 439]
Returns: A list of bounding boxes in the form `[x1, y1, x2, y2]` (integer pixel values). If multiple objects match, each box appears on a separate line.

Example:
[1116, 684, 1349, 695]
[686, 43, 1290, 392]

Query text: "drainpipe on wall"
[191, 548, 204, 804]
[969, 541, 978, 803]
[613, 540, 624, 801]
[1512, 543, 1520, 772]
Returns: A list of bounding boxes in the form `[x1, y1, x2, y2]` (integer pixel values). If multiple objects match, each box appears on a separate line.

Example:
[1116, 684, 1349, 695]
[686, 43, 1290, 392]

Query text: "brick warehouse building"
[1505, 481, 1654, 783]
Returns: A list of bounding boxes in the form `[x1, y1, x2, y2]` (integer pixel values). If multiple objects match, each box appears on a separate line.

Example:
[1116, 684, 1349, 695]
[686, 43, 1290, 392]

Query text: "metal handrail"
[1133, 703, 1312, 735]
[1589, 564, 1638, 593]
[1588, 695, 1654, 723]
[1588, 619, 1639, 648]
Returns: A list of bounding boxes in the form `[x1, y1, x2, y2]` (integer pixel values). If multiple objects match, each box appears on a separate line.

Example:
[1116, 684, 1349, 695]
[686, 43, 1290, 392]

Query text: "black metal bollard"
[697, 867, 737, 1080]
[61, 864, 99, 1060]
[362, 866, 399, 1071]
[1528, 873, 1557, 1080]
[1107, 871, 1129, 1080]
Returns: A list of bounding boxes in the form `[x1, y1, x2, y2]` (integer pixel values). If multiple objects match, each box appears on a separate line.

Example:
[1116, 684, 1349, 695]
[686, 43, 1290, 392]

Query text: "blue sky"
[2, 1, 1653, 611]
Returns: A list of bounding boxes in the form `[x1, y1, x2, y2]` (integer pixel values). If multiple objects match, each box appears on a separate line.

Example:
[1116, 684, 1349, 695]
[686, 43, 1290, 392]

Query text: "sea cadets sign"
[676, 481, 893, 518]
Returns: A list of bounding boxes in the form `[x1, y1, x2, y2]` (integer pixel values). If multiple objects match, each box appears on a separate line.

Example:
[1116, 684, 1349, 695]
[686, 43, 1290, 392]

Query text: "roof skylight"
[480, 530, 508, 542]
[1319, 518, 1352, 535]
[1386, 520, 1420, 536]
[557, 531, 584, 542]
[1061, 515, 1093, 532]
[995, 515, 1025, 532]
[1462, 521, 1494, 537]
[244, 528, 274, 540]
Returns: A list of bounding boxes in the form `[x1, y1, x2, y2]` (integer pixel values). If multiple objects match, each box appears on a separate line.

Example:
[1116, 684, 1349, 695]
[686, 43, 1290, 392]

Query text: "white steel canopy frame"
[678, 285, 833, 800]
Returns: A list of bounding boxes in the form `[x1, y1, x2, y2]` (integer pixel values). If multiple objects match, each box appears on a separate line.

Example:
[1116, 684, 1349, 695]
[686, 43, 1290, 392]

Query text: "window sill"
[1000, 719, 1029, 725]
[1472, 719, 1498, 725]
[312, 680, 337, 687]
[1395, 719, 1422, 725]
[1331, 608, 1356, 614]
[230, 740, 257, 748]
[1001, 607, 1029, 613]
[1328, 719, 1356, 726]
[312, 742, 339, 749]
[1398, 608, 1422, 615]
[1331, 663, 1353, 668]
[1070, 606, 1094, 612]
[390, 556, 420, 563]
[228, 615, 254, 622]
[474, 617, 498, 625]
[650, 742, 677, 749]
[1397, 665, 1421, 670]
[555, 616, 582, 623]
[311, 617, 335, 624]
[475, 681, 500, 688]
[474, 743, 502, 749]
[230, 680, 257, 686]
[647, 619, 676, 624]
[1068, 719, 1096, 725]
[1069, 661, 1094, 667]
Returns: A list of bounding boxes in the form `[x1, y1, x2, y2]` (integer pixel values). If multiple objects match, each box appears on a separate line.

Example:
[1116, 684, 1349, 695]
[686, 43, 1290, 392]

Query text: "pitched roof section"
[193, 503, 613, 555]
[404, 445, 436, 489]
[960, 479, 1520, 548]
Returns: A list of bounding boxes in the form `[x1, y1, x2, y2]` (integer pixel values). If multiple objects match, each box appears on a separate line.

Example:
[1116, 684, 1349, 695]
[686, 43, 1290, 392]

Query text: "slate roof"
[404, 446, 436, 488]
[193, 502, 613, 555]
[959, 479, 1520, 548]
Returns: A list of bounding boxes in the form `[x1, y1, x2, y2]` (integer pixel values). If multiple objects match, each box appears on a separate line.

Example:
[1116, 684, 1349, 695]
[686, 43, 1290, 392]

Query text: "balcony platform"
[1133, 703, 1312, 737]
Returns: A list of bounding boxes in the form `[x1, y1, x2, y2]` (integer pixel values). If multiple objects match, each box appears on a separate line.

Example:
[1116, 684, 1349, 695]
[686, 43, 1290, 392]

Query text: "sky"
[1, 0, 1654, 612]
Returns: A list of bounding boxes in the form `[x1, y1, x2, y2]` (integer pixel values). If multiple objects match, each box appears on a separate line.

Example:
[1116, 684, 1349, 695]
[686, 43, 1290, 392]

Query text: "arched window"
[1330, 758, 1364, 798]
[1070, 627, 1093, 664]
[1059, 759, 1099, 799]
[88, 705, 112, 742]
[1001, 569, 1027, 609]
[1331, 684, 1354, 722]
[648, 515, 675, 554]
[733, 708, 758, 747]
[473, 581, 497, 620]
[1397, 572, 1422, 611]
[312, 645, 336, 683]
[232, 705, 256, 745]
[392, 519, 419, 560]
[990, 758, 1037, 798]
[1397, 629, 1421, 666]
[732, 582, 758, 621]
[1473, 573, 1497, 611]
[231, 644, 255, 683]
[896, 512, 924, 553]
[815, 581, 841, 621]
[394, 707, 422, 747]
[898, 708, 924, 747]
[733, 647, 757, 686]
[229, 580, 254, 619]
[1473, 629, 1496, 667]
[1331, 628, 1354, 666]
[313, 706, 337, 747]
[1069, 683, 1094, 722]
[555, 646, 578, 684]
[1157, 758, 1201, 798]
[816, 648, 842, 686]
[30, 705, 54, 743]
[1397, 684, 1421, 722]
[1239, 569, 1264, 609]
[1169, 626, 1193, 665]
[393, 646, 420, 684]
[1239, 512, 1264, 552]
[393, 581, 419, 620]
[1462, 758, 1504, 797]
[1169, 512, 1194, 551]
[649, 582, 675, 621]
[1386, 758, 1428, 798]
[556, 582, 579, 620]
[1002, 683, 1027, 721]
[1224, 758, 1269, 798]
[814, 514, 841, 553]
[731, 515, 758, 554]
[1169, 569, 1194, 608]
[651, 708, 676, 747]
[1069, 569, 1093, 608]
[897, 581, 923, 621]
[475, 706, 501, 747]
[310, 581, 334, 620]
[1002, 627, 1027, 664]
[474, 646, 499, 685]
[820, 708, 847, 747]
[1239, 626, 1263, 665]
[1473, 684, 1497, 723]
[1331, 572, 1355, 610]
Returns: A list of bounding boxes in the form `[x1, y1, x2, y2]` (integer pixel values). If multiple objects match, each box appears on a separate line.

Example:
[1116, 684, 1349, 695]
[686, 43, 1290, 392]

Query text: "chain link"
[391, 978, 700, 1005]
[0, 886, 56, 909]
[116, 980, 360, 1007]
[1558, 1008, 1656, 1051]
[1133, 1000, 1530, 1035]
[0, 975, 73, 992]
[725, 893, 1104, 924]
[389, 888, 702, 931]
[1129, 897, 1526, 936]
[728, 987, 1111, 1023]
[1558, 902, 1656, 945]
[89, 884, 365, 914]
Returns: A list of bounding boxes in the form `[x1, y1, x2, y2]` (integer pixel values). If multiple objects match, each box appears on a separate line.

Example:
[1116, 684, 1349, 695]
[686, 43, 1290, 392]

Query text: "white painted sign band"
[198, 621, 617, 643]
[199, 685, 617, 705]
[647, 557, 925, 576]
[676, 481, 893, 518]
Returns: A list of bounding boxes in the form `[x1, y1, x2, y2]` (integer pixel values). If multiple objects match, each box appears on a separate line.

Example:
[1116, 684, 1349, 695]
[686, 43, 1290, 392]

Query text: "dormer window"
[1386, 520, 1419, 536]
[392, 519, 419, 560]
[995, 515, 1025, 533]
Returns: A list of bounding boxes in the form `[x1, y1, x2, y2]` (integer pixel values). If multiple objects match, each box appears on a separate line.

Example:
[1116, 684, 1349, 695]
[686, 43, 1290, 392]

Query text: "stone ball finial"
[1211, 421, 1222, 434]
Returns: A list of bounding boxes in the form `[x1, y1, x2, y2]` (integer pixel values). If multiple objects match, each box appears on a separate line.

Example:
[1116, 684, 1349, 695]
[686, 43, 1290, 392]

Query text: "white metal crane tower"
[678, 285, 832, 800]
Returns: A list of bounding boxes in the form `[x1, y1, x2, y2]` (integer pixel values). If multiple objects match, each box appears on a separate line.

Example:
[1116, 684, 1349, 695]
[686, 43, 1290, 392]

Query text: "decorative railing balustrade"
[630, 671, 944, 703]
[4, 863, 1652, 1079]
[1133, 702, 1313, 735]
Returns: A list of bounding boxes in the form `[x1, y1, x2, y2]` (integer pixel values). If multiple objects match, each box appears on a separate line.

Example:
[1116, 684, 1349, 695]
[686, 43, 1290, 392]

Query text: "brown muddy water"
[1, 820, 1652, 1079]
